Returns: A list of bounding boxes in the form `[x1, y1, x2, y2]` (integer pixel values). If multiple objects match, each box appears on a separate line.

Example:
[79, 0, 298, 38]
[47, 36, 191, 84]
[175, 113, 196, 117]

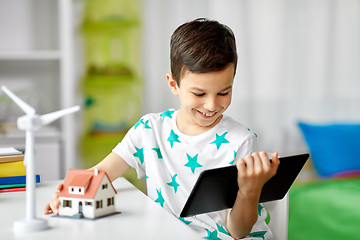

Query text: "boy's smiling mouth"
[197, 110, 217, 118]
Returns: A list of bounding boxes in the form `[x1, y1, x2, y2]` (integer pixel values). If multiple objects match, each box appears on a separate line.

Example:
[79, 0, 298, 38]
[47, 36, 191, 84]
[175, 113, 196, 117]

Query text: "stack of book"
[0, 147, 40, 192]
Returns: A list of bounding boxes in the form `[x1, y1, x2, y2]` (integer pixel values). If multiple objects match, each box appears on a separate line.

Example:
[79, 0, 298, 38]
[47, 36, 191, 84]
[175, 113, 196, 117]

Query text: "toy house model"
[59, 169, 117, 219]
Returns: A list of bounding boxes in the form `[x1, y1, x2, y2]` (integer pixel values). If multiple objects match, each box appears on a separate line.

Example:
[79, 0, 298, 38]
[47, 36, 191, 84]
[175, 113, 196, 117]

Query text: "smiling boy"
[45, 18, 279, 240]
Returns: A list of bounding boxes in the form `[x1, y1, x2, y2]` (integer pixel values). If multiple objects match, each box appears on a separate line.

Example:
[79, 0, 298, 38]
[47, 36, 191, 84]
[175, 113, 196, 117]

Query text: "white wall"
[141, 0, 360, 154]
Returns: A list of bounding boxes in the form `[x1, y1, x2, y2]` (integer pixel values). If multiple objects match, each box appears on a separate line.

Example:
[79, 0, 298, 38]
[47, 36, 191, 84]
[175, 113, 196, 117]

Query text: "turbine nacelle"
[17, 115, 42, 131]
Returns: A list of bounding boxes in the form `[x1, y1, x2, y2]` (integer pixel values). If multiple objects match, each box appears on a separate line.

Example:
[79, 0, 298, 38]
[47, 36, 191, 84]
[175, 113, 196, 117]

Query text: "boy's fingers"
[56, 183, 63, 191]
[258, 151, 271, 172]
[44, 204, 52, 214]
[251, 152, 263, 173]
[244, 154, 254, 173]
[236, 158, 246, 176]
[271, 152, 280, 175]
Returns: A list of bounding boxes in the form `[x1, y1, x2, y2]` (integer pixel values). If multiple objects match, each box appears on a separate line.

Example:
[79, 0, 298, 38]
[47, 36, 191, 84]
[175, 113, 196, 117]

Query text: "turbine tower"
[1, 86, 80, 232]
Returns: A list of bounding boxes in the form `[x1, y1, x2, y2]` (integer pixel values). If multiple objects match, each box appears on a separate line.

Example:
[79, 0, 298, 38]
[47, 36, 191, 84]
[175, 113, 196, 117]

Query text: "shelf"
[0, 51, 61, 60]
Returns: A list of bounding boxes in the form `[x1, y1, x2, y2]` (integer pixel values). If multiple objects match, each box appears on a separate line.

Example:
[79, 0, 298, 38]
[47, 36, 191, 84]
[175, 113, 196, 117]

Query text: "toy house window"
[63, 200, 72, 208]
[107, 197, 114, 206]
[85, 201, 92, 206]
[96, 200, 103, 209]
[102, 184, 108, 189]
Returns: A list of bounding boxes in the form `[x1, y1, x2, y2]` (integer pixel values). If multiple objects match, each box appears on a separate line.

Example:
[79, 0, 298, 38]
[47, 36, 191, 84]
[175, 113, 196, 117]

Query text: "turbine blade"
[1, 86, 36, 115]
[40, 105, 80, 125]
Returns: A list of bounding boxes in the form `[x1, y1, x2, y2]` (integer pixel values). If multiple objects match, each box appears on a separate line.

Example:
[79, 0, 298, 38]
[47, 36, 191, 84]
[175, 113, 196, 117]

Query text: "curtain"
[141, 0, 360, 154]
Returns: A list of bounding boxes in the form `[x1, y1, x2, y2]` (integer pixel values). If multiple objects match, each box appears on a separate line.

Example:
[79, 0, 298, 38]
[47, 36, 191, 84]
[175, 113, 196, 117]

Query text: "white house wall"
[93, 176, 116, 218]
[59, 197, 95, 218]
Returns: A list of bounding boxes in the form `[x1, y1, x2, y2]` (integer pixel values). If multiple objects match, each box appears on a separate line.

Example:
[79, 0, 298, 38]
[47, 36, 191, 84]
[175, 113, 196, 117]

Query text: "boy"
[45, 18, 280, 239]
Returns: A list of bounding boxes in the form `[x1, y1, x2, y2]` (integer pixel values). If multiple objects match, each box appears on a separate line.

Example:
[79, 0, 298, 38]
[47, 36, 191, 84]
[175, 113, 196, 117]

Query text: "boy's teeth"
[204, 112, 215, 117]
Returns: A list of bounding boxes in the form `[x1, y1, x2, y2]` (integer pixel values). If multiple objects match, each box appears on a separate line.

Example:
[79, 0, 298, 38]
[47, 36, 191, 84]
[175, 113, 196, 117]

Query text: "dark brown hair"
[170, 18, 237, 85]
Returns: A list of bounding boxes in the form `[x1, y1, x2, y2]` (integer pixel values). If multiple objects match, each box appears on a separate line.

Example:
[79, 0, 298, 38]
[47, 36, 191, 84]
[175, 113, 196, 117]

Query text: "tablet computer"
[180, 153, 309, 218]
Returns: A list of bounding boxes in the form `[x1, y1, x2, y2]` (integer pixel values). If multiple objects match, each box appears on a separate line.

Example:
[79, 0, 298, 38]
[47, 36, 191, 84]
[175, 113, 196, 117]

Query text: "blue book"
[0, 175, 41, 185]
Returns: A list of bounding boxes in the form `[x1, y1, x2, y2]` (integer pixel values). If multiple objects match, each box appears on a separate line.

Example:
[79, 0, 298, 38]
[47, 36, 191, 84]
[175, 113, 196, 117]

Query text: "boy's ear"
[166, 73, 179, 96]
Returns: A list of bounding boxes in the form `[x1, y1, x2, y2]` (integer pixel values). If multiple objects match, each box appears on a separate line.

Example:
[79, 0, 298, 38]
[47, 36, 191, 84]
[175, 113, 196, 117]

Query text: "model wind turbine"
[1, 86, 80, 232]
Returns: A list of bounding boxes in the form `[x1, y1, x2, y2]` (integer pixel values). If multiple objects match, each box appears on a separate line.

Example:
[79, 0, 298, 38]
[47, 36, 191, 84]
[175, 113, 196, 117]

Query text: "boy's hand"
[236, 152, 280, 200]
[44, 183, 63, 215]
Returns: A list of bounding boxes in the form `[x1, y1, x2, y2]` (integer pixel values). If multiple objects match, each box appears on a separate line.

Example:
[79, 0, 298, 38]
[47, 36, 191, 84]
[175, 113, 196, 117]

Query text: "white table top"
[0, 178, 203, 239]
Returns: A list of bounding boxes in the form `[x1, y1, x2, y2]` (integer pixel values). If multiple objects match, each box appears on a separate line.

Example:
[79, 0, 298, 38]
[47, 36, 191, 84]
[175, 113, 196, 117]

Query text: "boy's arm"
[225, 152, 279, 239]
[44, 152, 130, 215]
[91, 152, 131, 182]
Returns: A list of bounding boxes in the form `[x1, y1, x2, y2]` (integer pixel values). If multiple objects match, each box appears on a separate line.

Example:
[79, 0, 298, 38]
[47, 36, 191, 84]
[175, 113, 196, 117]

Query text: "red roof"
[59, 169, 117, 199]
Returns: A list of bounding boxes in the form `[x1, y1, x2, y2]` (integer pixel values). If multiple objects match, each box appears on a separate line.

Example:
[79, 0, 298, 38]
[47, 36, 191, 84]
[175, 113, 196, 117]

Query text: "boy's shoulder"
[141, 109, 176, 122]
[221, 115, 258, 139]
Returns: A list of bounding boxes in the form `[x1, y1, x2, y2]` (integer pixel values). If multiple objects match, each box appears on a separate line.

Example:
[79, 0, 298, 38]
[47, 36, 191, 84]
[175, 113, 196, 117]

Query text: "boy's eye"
[218, 92, 229, 96]
[193, 93, 205, 97]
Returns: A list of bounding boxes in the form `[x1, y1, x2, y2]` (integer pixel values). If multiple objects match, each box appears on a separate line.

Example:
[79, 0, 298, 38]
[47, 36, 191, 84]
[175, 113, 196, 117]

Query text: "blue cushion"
[298, 122, 360, 177]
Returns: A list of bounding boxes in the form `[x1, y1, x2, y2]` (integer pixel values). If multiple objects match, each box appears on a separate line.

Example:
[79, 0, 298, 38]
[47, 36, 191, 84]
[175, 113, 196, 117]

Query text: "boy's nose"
[204, 97, 218, 111]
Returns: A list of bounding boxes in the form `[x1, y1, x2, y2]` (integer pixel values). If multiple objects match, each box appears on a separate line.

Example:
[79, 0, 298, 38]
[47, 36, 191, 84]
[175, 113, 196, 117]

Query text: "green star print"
[258, 204, 264, 216]
[179, 217, 192, 225]
[152, 147, 163, 159]
[160, 109, 174, 120]
[229, 151, 237, 165]
[143, 120, 151, 129]
[167, 130, 181, 148]
[134, 119, 144, 129]
[185, 153, 202, 173]
[216, 224, 230, 236]
[155, 188, 165, 207]
[210, 132, 230, 149]
[205, 229, 221, 240]
[167, 174, 180, 193]
[133, 147, 144, 164]
[248, 231, 267, 240]
[134, 119, 151, 129]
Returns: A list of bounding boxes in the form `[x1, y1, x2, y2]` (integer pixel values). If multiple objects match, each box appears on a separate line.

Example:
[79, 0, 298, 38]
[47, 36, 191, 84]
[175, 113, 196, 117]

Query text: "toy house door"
[78, 202, 83, 215]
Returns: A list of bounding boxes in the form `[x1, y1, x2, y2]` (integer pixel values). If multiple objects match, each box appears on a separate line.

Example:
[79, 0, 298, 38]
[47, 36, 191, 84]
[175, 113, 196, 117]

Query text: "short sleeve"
[112, 124, 146, 179]
[234, 134, 259, 161]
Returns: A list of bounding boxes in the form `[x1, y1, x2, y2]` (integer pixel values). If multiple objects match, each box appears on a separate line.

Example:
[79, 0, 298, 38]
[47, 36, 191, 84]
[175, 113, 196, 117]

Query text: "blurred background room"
[1, 0, 360, 239]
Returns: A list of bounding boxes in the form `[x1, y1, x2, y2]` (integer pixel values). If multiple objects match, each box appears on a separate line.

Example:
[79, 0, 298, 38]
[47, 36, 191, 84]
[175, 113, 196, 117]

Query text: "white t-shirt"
[113, 109, 272, 239]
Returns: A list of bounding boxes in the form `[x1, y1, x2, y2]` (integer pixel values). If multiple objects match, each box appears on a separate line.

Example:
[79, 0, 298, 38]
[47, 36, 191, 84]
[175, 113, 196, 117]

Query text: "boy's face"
[167, 65, 234, 135]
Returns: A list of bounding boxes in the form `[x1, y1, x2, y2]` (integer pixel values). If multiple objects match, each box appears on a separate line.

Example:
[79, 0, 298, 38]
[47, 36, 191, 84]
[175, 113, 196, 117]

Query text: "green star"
[133, 146, 144, 164]
[179, 217, 192, 225]
[229, 151, 237, 165]
[134, 119, 144, 129]
[160, 109, 174, 120]
[167, 130, 181, 148]
[144, 120, 152, 129]
[134, 119, 151, 130]
[167, 174, 180, 193]
[265, 209, 271, 225]
[248, 231, 267, 240]
[152, 147, 163, 159]
[185, 153, 202, 174]
[258, 203, 264, 216]
[210, 132, 230, 150]
[205, 229, 221, 240]
[155, 188, 165, 207]
[216, 224, 230, 236]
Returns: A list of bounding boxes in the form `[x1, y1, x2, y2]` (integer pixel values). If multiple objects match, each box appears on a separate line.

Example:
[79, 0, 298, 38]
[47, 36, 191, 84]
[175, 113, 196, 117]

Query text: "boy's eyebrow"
[190, 85, 233, 92]
[220, 86, 233, 92]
